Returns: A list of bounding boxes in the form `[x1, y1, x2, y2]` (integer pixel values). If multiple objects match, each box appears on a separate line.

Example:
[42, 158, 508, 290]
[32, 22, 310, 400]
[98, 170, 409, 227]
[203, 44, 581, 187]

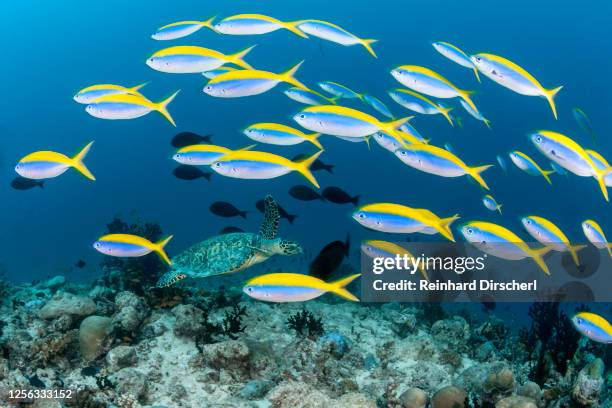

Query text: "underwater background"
[0, 0, 612, 406]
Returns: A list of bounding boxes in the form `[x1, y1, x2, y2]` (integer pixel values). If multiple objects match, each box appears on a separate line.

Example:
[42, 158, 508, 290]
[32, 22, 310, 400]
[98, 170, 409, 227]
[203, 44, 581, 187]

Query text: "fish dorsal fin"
[260, 195, 280, 239]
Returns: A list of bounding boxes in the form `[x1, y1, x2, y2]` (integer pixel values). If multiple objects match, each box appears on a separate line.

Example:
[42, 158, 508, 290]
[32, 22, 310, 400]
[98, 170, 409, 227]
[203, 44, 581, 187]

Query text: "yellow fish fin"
[200, 16, 216, 29]
[328, 274, 361, 301]
[154, 235, 174, 265]
[281, 61, 307, 89]
[544, 85, 563, 120]
[568, 244, 587, 266]
[473, 67, 481, 83]
[541, 169, 555, 185]
[293, 150, 322, 188]
[71, 141, 95, 181]
[155, 90, 180, 127]
[594, 167, 612, 202]
[361, 39, 378, 58]
[237, 144, 257, 151]
[469, 164, 493, 190]
[459, 90, 478, 113]
[483, 118, 492, 129]
[284, 21, 309, 38]
[496, 204, 503, 215]
[439, 105, 454, 126]
[530, 245, 554, 275]
[385, 116, 413, 130]
[437, 214, 460, 242]
[129, 82, 149, 93]
[305, 133, 323, 150]
[229, 45, 256, 70]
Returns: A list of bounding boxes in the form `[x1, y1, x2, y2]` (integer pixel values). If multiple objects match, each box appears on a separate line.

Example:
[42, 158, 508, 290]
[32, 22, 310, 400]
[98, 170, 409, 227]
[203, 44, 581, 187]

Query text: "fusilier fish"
[432, 41, 480, 82]
[15, 141, 95, 181]
[471, 53, 562, 119]
[530, 130, 612, 200]
[460, 221, 552, 275]
[203, 61, 308, 98]
[172, 144, 254, 166]
[395, 144, 492, 189]
[211, 150, 322, 188]
[85, 91, 180, 126]
[293, 105, 411, 146]
[352, 202, 460, 241]
[93, 234, 173, 265]
[146, 45, 255, 73]
[388, 88, 453, 125]
[460, 99, 491, 128]
[284, 87, 338, 105]
[151, 17, 216, 40]
[74, 83, 147, 104]
[497, 155, 508, 173]
[318, 81, 362, 99]
[508, 151, 554, 184]
[482, 195, 502, 214]
[582, 220, 612, 258]
[572, 312, 612, 343]
[390, 65, 478, 112]
[243, 272, 360, 302]
[363, 94, 394, 119]
[296, 19, 377, 57]
[521, 216, 585, 265]
[213, 14, 308, 38]
[244, 123, 322, 149]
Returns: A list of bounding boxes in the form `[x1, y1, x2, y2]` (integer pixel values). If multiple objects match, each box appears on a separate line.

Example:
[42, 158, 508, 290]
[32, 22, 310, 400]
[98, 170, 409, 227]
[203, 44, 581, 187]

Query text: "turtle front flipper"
[156, 270, 187, 288]
[260, 195, 280, 239]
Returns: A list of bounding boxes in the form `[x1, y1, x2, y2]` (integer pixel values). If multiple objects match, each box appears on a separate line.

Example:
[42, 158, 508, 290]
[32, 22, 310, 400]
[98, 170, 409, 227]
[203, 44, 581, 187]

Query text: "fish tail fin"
[569, 244, 587, 266]
[530, 245, 553, 275]
[352, 195, 360, 206]
[385, 116, 413, 130]
[329, 95, 341, 104]
[239, 211, 248, 219]
[542, 169, 555, 185]
[361, 39, 378, 58]
[230, 45, 256, 69]
[294, 150, 322, 188]
[306, 133, 323, 150]
[154, 235, 173, 265]
[129, 82, 149, 93]
[459, 90, 478, 113]
[594, 167, 612, 202]
[483, 118, 492, 129]
[473, 67, 481, 83]
[497, 204, 503, 215]
[328, 274, 361, 301]
[156, 90, 180, 127]
[469, 165, 493, 190]
[438, 214, 460, 242]
[545, 85, 563, 120]
[281, 60, 308, 89]
[439, 105, 454, 126]
[200, 16, 216, 29]
[285, 21, 309, 38]
[71, 141, 96, 181]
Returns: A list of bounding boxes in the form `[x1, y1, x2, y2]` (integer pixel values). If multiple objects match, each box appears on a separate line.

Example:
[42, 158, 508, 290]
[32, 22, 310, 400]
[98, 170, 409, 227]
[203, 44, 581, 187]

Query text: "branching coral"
[286, 308, 324, 339]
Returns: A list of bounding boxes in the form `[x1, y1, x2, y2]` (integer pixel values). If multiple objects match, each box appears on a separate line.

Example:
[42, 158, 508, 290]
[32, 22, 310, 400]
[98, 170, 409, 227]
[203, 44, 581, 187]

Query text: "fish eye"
[358, 213, 366, 219]
[526, 220, 532, 225]
[536, 136, 542, 143]
[475, 57, 481, 62]
[205, 86, 212, 91]
[467, 228, 474, 235]
[247, 287, 253, 293]
[214, 162, 222, 167]
[299, 114, 306, 119]
[399, 151, 406, 156]
[585, 224, 591, 230]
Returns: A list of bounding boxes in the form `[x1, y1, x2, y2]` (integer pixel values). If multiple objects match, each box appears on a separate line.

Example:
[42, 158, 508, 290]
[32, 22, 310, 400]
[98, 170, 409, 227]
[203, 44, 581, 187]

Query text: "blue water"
[1, 0, 611, 295]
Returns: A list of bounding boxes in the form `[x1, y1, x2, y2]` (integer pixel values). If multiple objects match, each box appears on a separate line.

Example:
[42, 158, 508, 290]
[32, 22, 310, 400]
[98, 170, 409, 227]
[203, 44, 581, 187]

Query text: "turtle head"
[277, 239, 303, 256]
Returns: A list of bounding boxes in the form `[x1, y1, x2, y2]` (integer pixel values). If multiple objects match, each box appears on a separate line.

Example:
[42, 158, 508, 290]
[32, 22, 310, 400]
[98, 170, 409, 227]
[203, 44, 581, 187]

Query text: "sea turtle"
[156, 195, 302, 287]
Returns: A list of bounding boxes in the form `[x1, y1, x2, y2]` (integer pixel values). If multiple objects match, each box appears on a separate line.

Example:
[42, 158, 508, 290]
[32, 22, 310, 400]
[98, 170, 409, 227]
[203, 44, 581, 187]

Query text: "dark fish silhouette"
[28, 374, 46, 388]
[172, 165, 212, 181]
[292, 154, 334, 173]
[11, 177, 44, 190]
[220, 226, 245, 234]
[75, 260, 86, 269]
[289, 185, 324, 201]
[322, 186, 359, 206]
[309, 235, 350, 281]
[171, 131, 212, 148]
[255, 199, 297, 224]
[210, 201, 247, 218]
[81, 366, 100, 377]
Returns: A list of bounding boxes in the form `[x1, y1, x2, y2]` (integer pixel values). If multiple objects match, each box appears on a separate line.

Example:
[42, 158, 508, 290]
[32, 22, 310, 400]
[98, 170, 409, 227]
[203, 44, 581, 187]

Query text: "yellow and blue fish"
[388, 88, 453, 125]
[582, 220, 612, 258]
[284, 87, 338, 105]
[243, 272, 360, 302]
[213, 14, 307, 38]
[243, 123, 322, 149]
[318, 81, 363, 99]
[432, 41, 480, 82]
[15, 141, 95, 181]
[93, 234, 173, 265]
[151, 17, 216, 40]
[146, 45, 255, 74]
[85, 91, 180, 126]
[74, 83, 147, 104]
[471, 53, 562, 119]
[521, 215, 585, 265]
[296, 19, 377, 57]
[482, 195, 502, 214]
[353, 202, 459, 241]
[172, 144, 254, 166]
[508, 151, 554, 184]
[572, 312, 612, 343]
[459, 99, 491, 129]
